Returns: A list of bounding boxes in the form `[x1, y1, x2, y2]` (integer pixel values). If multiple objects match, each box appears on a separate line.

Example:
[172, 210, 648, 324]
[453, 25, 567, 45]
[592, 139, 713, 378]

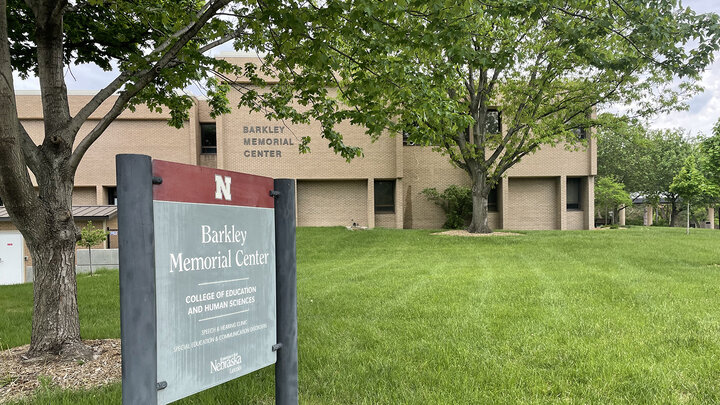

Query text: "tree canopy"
[597, 116, 695, 225]
[699, 118, 720, 187]
[237, 0, 720, 233]
[595, 175, 632, 225]
[671, 154, 720, 206]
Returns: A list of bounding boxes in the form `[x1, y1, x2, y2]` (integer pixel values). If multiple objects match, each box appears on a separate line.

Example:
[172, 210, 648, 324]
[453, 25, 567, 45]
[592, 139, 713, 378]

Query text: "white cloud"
[648, 62, 720, 137]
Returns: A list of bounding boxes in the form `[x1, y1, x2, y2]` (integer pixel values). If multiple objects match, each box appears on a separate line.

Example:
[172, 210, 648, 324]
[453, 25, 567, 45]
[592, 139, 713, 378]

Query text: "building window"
[201, 123, 217, 154]
[488, 186, 498, 212]
[374, 180, 395, 213]
[567, 178, 582, 210]
[402, 131, 415, 146]
[107, 187, 118, 206]
[466, 110, 501, 142]
[486, 109, 501, 134]
[402, 121, 419, 146]
[572, 128, 587, 140]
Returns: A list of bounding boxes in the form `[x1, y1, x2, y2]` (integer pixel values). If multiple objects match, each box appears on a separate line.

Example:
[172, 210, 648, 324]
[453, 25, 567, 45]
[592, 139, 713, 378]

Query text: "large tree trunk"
[21, 169, 91, 358]
[467, 171, 492, 233]
[670, 200, 681, 227]
[27, 224, 88, 358]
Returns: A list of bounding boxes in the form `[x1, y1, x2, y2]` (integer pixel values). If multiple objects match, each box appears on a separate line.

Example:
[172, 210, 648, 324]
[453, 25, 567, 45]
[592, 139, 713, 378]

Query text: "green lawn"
[2, 226, 720, 404]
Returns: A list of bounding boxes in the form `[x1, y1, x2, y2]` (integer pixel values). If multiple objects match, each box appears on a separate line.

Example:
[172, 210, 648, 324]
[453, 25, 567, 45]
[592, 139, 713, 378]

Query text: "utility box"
[0, 231, 24, 285]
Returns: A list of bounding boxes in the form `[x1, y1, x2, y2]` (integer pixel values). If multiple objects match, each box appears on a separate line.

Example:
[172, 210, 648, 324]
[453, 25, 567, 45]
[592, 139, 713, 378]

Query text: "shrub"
[421, 185, 472, 229]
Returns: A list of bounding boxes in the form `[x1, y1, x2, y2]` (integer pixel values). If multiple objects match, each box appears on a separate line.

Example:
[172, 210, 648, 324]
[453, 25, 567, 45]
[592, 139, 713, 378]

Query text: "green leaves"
[699, 120, 720, 186]
[421, 185, 473, 229]
[595, 176, 632, 214]
[78, 221, 109, 249]
[670, 154, 720, 206]
[240, 0, 719, 184]
[10, 0, 717, 168]
[597, 116, 693, 203]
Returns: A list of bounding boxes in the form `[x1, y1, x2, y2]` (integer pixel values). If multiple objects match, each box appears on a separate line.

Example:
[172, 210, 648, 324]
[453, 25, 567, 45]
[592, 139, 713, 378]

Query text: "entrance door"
[0, 232, 24, 285]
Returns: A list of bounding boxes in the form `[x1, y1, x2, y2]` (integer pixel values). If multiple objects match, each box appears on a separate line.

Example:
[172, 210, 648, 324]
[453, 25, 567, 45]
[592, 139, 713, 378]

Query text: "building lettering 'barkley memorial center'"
[0, 55, 596, 279]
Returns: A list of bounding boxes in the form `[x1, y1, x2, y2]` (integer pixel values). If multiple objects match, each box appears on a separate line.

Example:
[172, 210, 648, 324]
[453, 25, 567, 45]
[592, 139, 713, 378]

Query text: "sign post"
[117, 154, 298, 405]
[274, 179, 298, 405]
[117, 154, 158, 405]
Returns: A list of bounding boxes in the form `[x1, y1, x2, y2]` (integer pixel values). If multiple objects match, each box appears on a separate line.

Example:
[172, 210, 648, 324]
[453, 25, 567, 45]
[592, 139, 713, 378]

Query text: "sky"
[12, 0, 720, 137]
[647, 0, 720, 137]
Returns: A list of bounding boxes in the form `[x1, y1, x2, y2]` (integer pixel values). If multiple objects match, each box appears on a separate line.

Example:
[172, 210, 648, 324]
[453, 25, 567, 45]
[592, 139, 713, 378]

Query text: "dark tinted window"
[488, 186, 498, 212]
[374, 180, 395, 213]
[402, 122, 419, 146]
[572, 128, 587, 140]
[567, 178, 582, 210]
[107, 187, 118, 205]
[201, 123, 217, 154]
[467, 110, 501, 143]
[402, 131, 415, 146]
[486, 110, 501, 134]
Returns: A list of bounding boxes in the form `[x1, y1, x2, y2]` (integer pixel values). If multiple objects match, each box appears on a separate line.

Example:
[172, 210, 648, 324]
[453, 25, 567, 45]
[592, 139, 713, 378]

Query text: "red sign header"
[152, 160, 274, 209]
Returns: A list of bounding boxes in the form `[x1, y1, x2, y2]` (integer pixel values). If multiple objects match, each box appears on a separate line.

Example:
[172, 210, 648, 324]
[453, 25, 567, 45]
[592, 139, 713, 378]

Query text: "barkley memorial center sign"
[116, 155, 298, 405]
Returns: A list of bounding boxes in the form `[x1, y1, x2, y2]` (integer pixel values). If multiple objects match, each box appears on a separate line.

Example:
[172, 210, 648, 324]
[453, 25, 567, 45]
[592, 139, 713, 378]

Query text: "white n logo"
[214, 175, 232, 201]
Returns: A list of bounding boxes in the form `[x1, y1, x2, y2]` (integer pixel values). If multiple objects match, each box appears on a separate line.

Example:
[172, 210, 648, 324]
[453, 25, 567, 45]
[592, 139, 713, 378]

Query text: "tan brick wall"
[21, 118, 198, 188]
[375, 213, 396, 228]
[507, 139, 596, 177]
[199, 154, 217, 168]
[402, 147, 469, 229]
[297, 180, 367, 227]
[506, 178, 559, 230]
[567, 211, 585, 230]
[217, 88, 398, 180]
[197, 100, 215, 122]
[73, 187, 97, 205]
[402, 147, 508, 229]
[16, 93, 179, 121]
[12, 85, 596, 231]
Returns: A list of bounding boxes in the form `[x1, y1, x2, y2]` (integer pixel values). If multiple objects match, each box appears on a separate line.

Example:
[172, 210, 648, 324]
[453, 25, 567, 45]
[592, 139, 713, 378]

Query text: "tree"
[0, 0, 276, 358]
[699, 119, 720, 187]
[77, 221, 109, 276]
[253, 1, 720, 233]
[594, 176, 632, 225]
[644, 130, 695, 226]
[699, 120, 720, 227]
[596, 115, 652, 196]
[670, 154, 720, 234]
[597, 119, 693, 226]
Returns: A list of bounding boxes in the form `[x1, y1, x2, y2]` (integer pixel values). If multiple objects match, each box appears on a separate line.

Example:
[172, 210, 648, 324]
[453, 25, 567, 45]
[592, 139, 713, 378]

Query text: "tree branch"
[18, 124, 41, 174]
[0, 0, 43, 233]
[67, 72, 132, 135]
[69, 0, 233, 172]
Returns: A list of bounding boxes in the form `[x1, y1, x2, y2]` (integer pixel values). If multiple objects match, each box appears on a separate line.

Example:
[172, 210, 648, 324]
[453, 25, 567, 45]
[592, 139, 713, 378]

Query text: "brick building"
[0, 56, 596, 282]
